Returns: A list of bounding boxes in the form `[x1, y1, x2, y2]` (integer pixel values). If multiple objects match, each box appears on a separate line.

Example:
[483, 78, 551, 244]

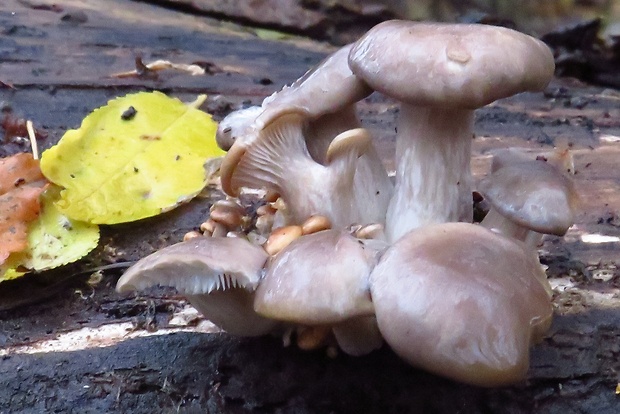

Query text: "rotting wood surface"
[1, 1, 620, 413]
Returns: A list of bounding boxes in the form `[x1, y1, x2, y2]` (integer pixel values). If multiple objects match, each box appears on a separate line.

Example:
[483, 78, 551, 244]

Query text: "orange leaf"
[0, 153, 45, 195]
[0, 153, 47, 264]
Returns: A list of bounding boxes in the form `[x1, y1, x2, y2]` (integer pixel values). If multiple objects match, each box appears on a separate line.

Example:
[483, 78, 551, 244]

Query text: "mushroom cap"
[348, 20, 555, 109]
[256, 43, 372, 130]
[216, 106, 263, 151]
[116, 237, 276, 336]
[117, 237, 267, 294]
[478, 160, 578, 236]
[369, 222, 553, 386]
[254, 229, 376, 325]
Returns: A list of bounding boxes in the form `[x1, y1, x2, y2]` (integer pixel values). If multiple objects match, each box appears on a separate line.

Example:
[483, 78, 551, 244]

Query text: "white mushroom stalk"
[348, 20, 555, 242]
[387, 106, 473, 242]
[116, 237, 277, 337]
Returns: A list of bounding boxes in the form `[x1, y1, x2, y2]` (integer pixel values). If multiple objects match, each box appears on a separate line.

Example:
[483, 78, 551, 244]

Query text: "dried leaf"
[0, 153, 47, 266]
[40, 91, 223, 224]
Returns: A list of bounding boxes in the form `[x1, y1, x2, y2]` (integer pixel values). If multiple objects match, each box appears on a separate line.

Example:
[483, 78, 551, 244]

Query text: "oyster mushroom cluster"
[116, 21, 578, 387]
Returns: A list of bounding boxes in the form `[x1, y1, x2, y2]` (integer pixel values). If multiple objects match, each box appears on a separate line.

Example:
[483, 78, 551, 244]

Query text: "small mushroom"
[478, 159, 579, 249]
[348, 20, 555, 242]
[116, 237, 277, 336]
[263, 225, 303, 255]
[254, 229, 384, 355]
[209, 199, 245, 230]
[225, 112, 373, 227]
[369, 222, 553, 386]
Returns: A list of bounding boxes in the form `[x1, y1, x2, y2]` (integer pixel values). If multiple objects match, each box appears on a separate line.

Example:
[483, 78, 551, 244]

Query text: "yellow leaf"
[254, 28, 292, 41]
[40, 92, 223, 224]
[0, 261, 26, 282]
[24, 186, 100, 271]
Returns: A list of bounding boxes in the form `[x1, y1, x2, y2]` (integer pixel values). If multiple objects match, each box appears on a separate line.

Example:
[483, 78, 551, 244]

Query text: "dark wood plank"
[2, 1, 620, 413]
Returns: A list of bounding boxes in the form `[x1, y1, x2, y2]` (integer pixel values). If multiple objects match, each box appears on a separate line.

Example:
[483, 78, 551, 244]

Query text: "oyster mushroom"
[225, 112, 374, 227]
[369, 222, 553, 386]
[221, 44, 393, 226]
[478, 159, 579, 249]
[116, 237, 277, 336]
[254, 229, 386, 355]
[348, 20, 555, 242]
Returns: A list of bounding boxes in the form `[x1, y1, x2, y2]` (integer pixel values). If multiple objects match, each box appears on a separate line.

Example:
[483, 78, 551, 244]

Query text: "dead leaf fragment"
[0, 153, 46, 276]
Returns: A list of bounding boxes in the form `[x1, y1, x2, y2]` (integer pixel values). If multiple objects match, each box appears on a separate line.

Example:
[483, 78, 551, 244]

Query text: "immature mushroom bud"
[478, 159, 579, 249]
[255, 229, 383, 355]
[369, 222, 553, 386]
[209, 199, 244, 230]
[349, 20, 555, 242]
[116, 237, 277, 336]
[263, 225, 303, 255]
[301, 215, 331, 235]
[200, 218, 227, 237]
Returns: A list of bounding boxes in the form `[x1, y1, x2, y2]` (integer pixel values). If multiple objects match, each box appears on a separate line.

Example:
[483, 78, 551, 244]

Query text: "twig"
[26, 120, 39, 160]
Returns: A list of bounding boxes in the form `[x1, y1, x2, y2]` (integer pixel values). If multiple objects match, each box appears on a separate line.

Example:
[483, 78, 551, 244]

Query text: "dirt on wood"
[1, 1, 620, 413]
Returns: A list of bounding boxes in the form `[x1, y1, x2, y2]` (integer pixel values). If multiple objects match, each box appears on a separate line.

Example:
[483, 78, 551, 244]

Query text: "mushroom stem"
[332, 316, 383, 356]
[480, 208, 543, 249]
[386, 105, 473, 242]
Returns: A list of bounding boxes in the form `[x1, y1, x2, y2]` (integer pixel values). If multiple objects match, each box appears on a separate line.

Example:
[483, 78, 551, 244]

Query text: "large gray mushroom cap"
[348, 20, 555, 108]
[369, 222, 553, 386]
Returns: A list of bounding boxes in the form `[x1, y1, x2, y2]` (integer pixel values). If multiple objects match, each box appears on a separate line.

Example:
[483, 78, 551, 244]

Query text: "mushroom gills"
[231, 112, 373, 226]
[116, 237, 277, 336]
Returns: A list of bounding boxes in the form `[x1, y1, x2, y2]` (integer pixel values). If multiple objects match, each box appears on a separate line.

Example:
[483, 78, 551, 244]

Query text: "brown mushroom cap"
[369, 222, 553, 386]
[256, 43, 372, 130]
[116, 237, 276, 336]
[348, 20, 555, 109]
[254, 229, 376, 324]
[478, 160, 578, 236]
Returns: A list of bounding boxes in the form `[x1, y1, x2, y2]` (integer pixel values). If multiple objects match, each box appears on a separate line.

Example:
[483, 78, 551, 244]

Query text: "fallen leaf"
[0, 152, 45, 194]
[0, 153, 47, 266]
[40, 91, 223, 224]
[22, 185, 100, 272]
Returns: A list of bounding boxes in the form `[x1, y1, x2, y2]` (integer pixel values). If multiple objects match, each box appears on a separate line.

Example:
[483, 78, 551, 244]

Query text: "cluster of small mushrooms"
[117, 20, 579, 387]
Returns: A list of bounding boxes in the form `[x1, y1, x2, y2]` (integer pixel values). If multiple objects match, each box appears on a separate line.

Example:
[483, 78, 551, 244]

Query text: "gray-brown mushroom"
[220, 44, 393, 227]
[348, 20, 555, 242]
[254, 229, 385, 355]
[116, 237, 277, 336]
[369, 222, 553, 386]
[225, 113, 374, 227]
[478, 158, 579, 249]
